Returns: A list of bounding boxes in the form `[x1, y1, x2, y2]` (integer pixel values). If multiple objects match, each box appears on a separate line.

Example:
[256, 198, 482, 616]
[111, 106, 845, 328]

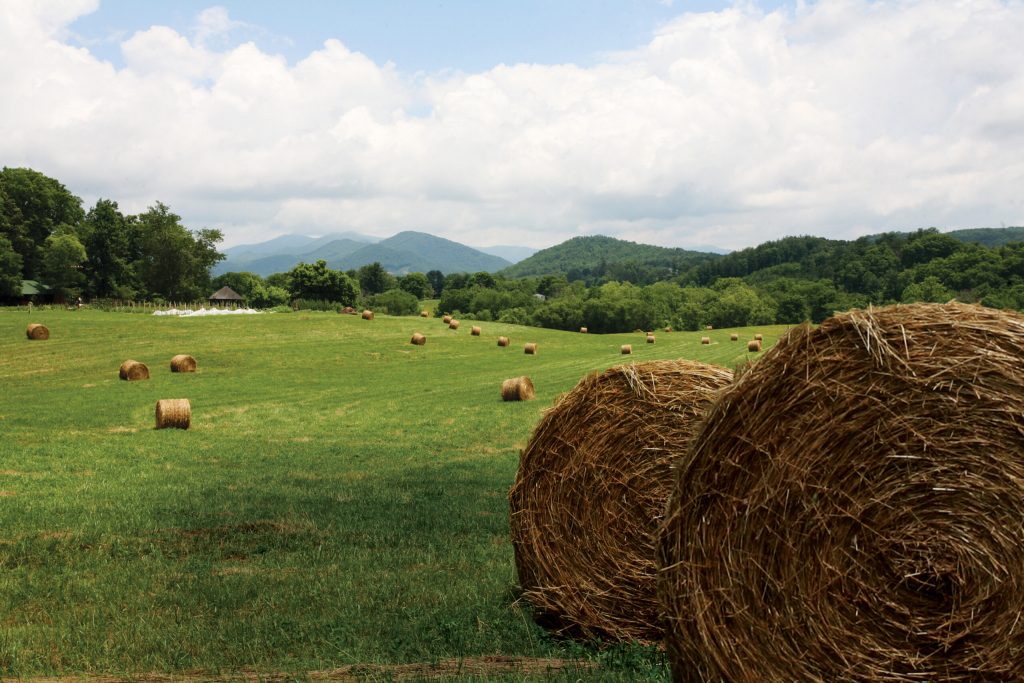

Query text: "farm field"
[0, 308, 786, 681]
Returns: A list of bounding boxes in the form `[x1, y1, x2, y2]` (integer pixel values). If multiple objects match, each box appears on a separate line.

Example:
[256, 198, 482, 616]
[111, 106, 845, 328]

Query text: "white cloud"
[1, 1, 1022, 251]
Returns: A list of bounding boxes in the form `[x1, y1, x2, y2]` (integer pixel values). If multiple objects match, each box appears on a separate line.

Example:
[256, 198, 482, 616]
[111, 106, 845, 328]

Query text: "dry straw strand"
[497, 336, 510, 347]
[524, 342, 537, 355]
[621, 344, 632, 354]
[26, 323, 49, 340]
[471, 326, 482, 336]
[170, 354, 197, 373]
[410, 333, 426, 346]
[510, 359, 732, 642]
[119, 360, 150, 381]
[361, 310, 374, 320]
[155, 398, 191, 430]
[501, 376, 536, 401]
[658, 302, 1024, 682]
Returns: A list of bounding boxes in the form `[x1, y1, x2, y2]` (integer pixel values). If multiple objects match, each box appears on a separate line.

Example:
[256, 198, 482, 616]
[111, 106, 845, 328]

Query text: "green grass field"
[0, 308, 786, 681]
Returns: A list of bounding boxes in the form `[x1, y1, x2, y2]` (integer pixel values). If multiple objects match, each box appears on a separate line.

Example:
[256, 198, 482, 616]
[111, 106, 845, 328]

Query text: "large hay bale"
[410, 333, 426, 346]
[471, 326, 482, 336]
[646, 334, 656, 344]
[580, 327, 588, 333]
[524, 342, 537, 355]
[510, 360, 732, 641]
[497, 336, 510, 347]
[119, 360, 149, 381]
[449, 319, 460, 330]
[700, 336, 710, 345]
[730, 333, 739, 341]
[442, 315, 453, 324]
[747, 339, 761, 352]
[501, 376, 535, 401]
[155, 398, 191, 430]
[621, 344, 632, 354]
[26, 323, 49, 340]
[170, 354, 197, 373]
[361, 309, 374, 320]
[658, 303, 1024, 681]
[420, 310, 429, 317]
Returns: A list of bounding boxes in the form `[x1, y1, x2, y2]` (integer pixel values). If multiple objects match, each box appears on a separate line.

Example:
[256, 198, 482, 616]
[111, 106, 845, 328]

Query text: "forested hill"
[499, 235, 719, 284]
[944, 226, 1024, 247]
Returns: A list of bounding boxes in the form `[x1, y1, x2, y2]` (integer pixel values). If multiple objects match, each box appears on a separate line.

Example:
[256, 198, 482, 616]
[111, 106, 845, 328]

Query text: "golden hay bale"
[471, 326, 482, 336]
[730, 333, 739, 341]
[26, 323, 49, 340]
[705, 325, 713, 330]
[700, 337, 711, 345]
[497, 336, 510, 347]
[664, 326, 673, 333]
[449, 319, 460, 330]
[155, 398, 191, 430]
[747, 339, 761, 352]
[621, 344, 632, 354]
[119, 360, 149, 381]
[580, 327, 588, 333]
[442, 314, 453, 324]
[510, 360, 732, 641]
[524, 342, 537, 355]
[170, 354, 197, 373]
[341, 306, 357, 315]
[646, 335, 655, 344]
[658, 303, 1024, 681]
[754, 333, 763, 340]
[410, 333, 426, 346]
[501, 376, 536, 401]
[361, 310, 374, 320]
[420, 310, 429, 317]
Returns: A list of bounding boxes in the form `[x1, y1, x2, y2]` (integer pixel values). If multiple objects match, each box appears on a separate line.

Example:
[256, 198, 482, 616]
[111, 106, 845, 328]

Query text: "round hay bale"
[700, 336, 711, 345]
[410, 333, 426, 346]
[155, 398, 191, 430]
[341, 306, 357, 315]
[420, 310, 429, 317]
[664, 326, 673, 333]
[646, 335, 656, 344]
[705, 325, 713, 330]
[497, 336, 510, 347]
[754, 333, 763, 340]
[26, 323, 49, 340]
[170, 354, 197, 373]
[730, 333, 739, 341]
[524, 342, 537, 355]
[471, 326, 482, 336]
[580, 327, 588, 334]
[501, 376, 535, 401]
[449, 319, 460, 330]
[658, 302, 1024, 681]
[442, 314, 453, 324]
[621, 344, 632, 354]
[747, 339, 761, 352]
[361, 310, 374, 320]
[511, 360, 732, 641]
[119, 360, 149, 381]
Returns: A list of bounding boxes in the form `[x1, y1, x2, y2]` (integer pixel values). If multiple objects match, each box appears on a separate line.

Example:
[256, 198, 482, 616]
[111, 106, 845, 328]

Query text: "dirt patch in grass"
[25, 656, 595, 682]
[0, 469, 21, 475]
[0, 490, 15, 497]
[107, 426, 138, 434]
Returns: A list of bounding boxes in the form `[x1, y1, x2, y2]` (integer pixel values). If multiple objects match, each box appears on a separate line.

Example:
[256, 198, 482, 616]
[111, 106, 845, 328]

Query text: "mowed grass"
[0, 309, 787, 680]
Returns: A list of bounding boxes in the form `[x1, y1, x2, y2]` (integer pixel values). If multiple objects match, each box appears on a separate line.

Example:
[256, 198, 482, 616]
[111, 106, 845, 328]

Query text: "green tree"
[0, 234, 23, 297]
[211, 271, 289, 308]
[41, 232, 87, 300]
[399, 272, 433, 299]
[367, 288, 419, 315]
[426, 270, 445, 297]
[135, 202, 223, 300]
[0, 167, 84, 279]
[289, 260, 358, 304]
[80, 199, 138, 298]
[357, 262, 395, 295]
[901, 276, 954, 304]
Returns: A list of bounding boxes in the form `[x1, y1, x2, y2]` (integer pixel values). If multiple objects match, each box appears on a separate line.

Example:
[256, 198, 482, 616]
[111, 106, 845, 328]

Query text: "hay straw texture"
[747, 339, 761, 352]
[442, 315, 453, 324]
[410, 333, 426, 346]
[155, 399, 191, 430]
[497, 336, 510, 347]
[471, 326, 482, 336]
[170, 355, 197, 373]
[621, 344, 632, 354]
[730, 333, 739, 341]
[580, 327, 588, 333]
[420, 310, 429, 317]
[510, 360, 732, 641]
[449, 319, 460, 330]
[646, 335, 656, 344]
[658, 302, 1024, 682]
[361, 310, 374, 320]
[119, 360, 149, 381]
[524, 342, 537, 355]
[700, 336, 710, 345]
[501, 376, 536, 401]
[26, 323, 49, 340]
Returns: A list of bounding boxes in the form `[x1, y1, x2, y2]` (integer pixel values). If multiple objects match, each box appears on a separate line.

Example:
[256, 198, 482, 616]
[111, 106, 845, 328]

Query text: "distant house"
[209, 285, 244, 304]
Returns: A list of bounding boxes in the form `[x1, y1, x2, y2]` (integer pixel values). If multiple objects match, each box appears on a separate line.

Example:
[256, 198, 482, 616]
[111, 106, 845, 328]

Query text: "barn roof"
[209, 285, 244, 301]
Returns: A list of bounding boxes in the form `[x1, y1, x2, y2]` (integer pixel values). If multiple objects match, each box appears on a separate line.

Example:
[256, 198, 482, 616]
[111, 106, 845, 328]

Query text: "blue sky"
[69, 0, 789, 74]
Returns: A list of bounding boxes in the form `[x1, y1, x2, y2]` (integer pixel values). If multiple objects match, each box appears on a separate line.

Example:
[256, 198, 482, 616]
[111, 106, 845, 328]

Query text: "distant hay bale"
[155, 398, 191, 430]
[621, 344, 632, 354]
[664, 326, 673, 333]
[730, 333, 739, 341]
[26, 323, 49, 340]
[754, 333, 763, 340]
[501, 376, 536, 401]
[497, 336, 510, 347]
[701, 337, 711, 345]
[646, 335, 655, 344]
[361, 310, 374, 320]
[420, 310, 429, 317]
[341, 306, 357, 315]
[524, 342, 537, 355]
[510, 360, 732, 641]
[747, 339, 761, 352]
[170, 354, 197, 373]
[658, 302, 1024, 681]
[580, 327, 588, 334]
[471, 326, 482, 336]
[449, 319, 460, 330]
[119, 360, 149, 381]
[410, 333, 426, 346]
[442, 315, 453, 324]
[705, 325, 713, 330]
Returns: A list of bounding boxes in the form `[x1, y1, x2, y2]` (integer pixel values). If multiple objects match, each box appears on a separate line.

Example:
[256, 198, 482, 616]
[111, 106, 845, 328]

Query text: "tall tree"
[0, 167, 84, 279]
[134, 202, 223, 300]
[40, 232, 87, 300]
[289, 260, 358, 304]
[0, 235, 23, 298]
[80, 199, 138, 298]
[357, 261, 395, 295]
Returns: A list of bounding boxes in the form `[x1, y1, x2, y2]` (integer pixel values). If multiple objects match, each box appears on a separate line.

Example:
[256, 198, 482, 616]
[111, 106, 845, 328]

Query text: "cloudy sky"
[1, 0, 1022, 251]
